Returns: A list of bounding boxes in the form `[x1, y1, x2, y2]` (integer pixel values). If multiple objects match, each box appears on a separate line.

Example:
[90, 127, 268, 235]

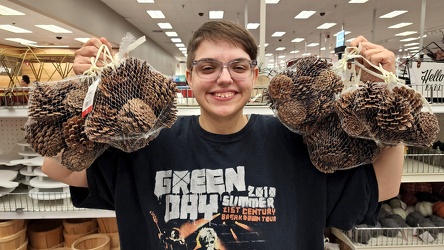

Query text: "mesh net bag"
[303, 113, 381, 173]
[335, 46, 439, 147]
[265, 56, 344, 135]
[24, 76, 109, 171]
[84, 56, 178, 152]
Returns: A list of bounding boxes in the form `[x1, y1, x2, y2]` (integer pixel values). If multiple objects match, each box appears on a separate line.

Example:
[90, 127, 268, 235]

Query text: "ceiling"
[1, 0, 444, 66]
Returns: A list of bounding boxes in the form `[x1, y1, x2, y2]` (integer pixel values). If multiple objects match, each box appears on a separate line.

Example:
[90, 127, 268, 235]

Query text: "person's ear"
[186, 70, 193, 88]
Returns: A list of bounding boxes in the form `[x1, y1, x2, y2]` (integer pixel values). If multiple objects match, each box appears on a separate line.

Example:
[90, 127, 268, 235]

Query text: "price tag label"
[82, 78, 100, 117]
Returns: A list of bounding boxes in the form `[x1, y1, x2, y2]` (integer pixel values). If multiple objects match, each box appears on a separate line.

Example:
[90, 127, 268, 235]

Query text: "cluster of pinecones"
[335, 82, 439, 147]
[25, 77, 108, 171]
[84, 57, 178, 152]
[25, 57, 178, 170]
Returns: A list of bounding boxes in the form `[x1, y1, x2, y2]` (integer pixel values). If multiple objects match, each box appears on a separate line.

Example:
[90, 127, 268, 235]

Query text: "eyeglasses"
[191, 59, 257, 80]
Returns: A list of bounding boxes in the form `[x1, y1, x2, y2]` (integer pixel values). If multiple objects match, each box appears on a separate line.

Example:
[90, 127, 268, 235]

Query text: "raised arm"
[42, 157, 88, 187]
[349, 36, 404, 201]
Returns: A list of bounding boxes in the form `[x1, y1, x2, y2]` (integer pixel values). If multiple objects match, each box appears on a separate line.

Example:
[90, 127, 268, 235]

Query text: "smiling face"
[186, 39, 258, 120]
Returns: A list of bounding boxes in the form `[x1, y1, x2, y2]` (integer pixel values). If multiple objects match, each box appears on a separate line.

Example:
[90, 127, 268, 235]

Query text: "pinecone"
[61, 143, 108, 171]
[118, 98, 156, 135]
[63, 86, 88, 114]
[24, 121, 64, 156]
[265, 74, 294, 103]
[392, 86, 424, 113]
[85, 102, 119, 143]
[63, 115, 94, 150]
[276, 100, 307, 132]
[416, 112, 439, 147]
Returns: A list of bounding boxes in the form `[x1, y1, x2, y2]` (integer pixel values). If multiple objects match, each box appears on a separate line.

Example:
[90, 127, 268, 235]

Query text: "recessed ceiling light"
[334, 31, 351, 36]
[291, 38, 304, 42]
[157, 23, 172, 29]
[137, 0, 155, 3]
[307, 43, 319, 47]
[389, 22, 412, 29]
[171, 38, 182, 43]
[290, 50, 300, 54]
[75, 38, 91, 43]
[165, 32, 178, 37]
[35, 25, 72, 33]
[0, 5, 25, 15]
[320, 47, 326, 51]
[317, 23, 336, 29]
[395, 31, 417, 36]
[265, 53, 273, 56]
[348, 0, 368, 3]
[302, 53, 311, 56]
[209, 11, 224, 19]
[295, 11, 316, 19]
[266, 0, 280, 4]
[179, 48, 187, 51]
[278, 55, 286, 58]
[175, 43, 185, 47]
[272, 32, 286, 37]
[0, 25, 31, 33]
[247, 23, 260, 29]
[5, 38, 36, 44]
[404, 43, 419, 47]
[258, 43, 269, 48]
[400, 37, 418, 42]
[380, 10, 407, 19]
[276, 47, 285, 51]
[146, 10, 165, 18]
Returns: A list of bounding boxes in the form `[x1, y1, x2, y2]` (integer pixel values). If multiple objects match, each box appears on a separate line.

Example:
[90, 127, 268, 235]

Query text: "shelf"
[402, 158, 444, 182]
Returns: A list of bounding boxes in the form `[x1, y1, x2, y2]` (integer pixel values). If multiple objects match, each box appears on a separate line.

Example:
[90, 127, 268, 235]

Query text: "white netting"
[24, 33, 178, 171]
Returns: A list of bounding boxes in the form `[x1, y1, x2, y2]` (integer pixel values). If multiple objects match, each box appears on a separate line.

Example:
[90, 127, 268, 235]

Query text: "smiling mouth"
[213, 92, 235, 98]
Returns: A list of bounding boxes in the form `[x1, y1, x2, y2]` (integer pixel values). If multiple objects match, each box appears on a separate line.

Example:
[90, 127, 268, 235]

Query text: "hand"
[349, 36, 396, 82]
[73, 37, 113, 75]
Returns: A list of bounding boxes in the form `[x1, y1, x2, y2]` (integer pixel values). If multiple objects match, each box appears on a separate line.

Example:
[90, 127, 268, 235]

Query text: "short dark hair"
[186, 21, 258, 70]
[22, 75, 30, 84]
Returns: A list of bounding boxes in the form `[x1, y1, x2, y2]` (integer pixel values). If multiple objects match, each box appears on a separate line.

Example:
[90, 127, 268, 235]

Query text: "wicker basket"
[72, 233, 110, 250]
[28, 220, 64, 249]
[64, 228, 98, 248]
[98, 230, 120, 248]
[97, 218, 118, 233]
[15, 239, 28, 250]
[29, 241, 65, 250]
[0, 220, 26, 237]
[63, 219, 98, 234]
[0, 227, 27, 250]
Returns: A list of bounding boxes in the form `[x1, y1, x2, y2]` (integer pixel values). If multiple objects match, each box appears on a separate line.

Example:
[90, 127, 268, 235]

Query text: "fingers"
[73, 37, 113, 75]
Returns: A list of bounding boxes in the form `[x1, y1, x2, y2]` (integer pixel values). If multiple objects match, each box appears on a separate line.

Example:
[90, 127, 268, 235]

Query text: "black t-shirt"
[71, 114, 380, 250]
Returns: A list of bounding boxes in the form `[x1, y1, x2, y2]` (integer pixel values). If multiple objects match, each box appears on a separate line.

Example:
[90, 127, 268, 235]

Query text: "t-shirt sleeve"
[69, 148, 120, 211]
[325, 164, 380, 230]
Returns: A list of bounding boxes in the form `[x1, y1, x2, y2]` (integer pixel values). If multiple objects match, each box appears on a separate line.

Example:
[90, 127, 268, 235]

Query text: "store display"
[0, 170, 19, 189]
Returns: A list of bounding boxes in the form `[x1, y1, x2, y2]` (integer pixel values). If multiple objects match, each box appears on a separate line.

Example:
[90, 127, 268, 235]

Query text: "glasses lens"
[194, 59, 254, 80]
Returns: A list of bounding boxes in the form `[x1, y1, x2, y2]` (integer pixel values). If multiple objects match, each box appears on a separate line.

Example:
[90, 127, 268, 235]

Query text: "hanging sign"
[409, 61, 444, 99]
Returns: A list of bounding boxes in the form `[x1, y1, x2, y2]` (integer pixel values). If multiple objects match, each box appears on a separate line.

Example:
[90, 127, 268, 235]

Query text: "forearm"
[373, 144, 405, 201]
[42, 157, 88, 187]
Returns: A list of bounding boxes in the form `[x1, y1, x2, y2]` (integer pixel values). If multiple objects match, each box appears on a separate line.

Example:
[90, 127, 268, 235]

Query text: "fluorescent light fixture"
[171, 38, 182, 43]
[266, 0, 280, 4]
[295, 11, 316, 19]
[400, 37, 418, 42]
[404, 43, 419, 47]
[348, 0, 368, 3]
[290, 50, 300, 54]
[157, 23, 172, 29]
[179, 48, 187, 51]
[307, 43, 319, 47]
[302, 53, 311, 56]
[320, 47, 326, 51]
[247, 23, 260, 29]
[278, 55, 286, 58]
[258, 43, 269, 48]
[334, 31, 351, 36]
[405, 46, 419, 51]
[146, 10, 165, 18]
[272, 31, 286, 37]
[317, 23, 336, 29]
[265, 53, 273, 56]
[0, 25, 31, 33]
[32, 45, 70, 48]
[389, 22, 412, 29]
[5, 38, 36, 44]
[75, 38, 91, 43]
[346, 38, 355, 43]
[395, 31, 417, 36]
[291, 38, 304, 42]
[35, 25, 72, 33]
[0, 5, 25, 15]
[165, 32, 178, 37]
[175, 43, 185, 47]
[137, 0, 155, 3]
[209, 11, 224, 19]
[380, 10, 407, 19]
[276, 47, 286, 51]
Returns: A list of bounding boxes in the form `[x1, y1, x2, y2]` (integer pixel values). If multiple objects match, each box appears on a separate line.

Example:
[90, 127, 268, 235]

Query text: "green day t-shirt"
[71, 115, 379, 249]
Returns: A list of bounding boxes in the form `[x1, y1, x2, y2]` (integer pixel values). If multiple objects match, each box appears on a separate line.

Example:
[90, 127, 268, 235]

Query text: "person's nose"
[217, 66, 232, 82]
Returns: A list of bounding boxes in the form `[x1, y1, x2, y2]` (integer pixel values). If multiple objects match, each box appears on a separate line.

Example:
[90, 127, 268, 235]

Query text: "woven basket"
[98, 230, 119, 248]
[0, 220, 26, 237]
[63, 218, 97, 234]
[64, 228, 98, 248]
[97, 218, 118, 233]
[0, 226, 27, 250]
[72, 233, 110, 250]
[29, 241, 65, 250]
[28, 220, 63, 249]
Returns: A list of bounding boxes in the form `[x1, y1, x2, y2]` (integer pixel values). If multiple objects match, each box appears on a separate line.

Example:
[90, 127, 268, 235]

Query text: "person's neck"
[199, 112, 248, 134]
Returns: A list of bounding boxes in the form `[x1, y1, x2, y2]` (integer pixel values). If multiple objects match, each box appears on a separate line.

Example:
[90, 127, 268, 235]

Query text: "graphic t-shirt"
[70, 114, 380, 250]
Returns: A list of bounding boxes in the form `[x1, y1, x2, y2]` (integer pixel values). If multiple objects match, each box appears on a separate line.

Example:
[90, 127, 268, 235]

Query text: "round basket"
[64, 228, 98, 248]
[28, 220, 64, 249]
[0, 226, 27, 250]
[63, 218, 98, 234]
[29, 241, 64, 250]
[98, 230, 119, 248]
[72, 233, 110, 250]
[0, 220, 26, 237]
[15, 239, 28, 250]
[97, 218, 118, 233]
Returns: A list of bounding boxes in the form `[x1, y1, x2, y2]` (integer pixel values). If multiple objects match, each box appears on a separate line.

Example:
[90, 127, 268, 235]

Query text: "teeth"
[214, 92, 234, 98]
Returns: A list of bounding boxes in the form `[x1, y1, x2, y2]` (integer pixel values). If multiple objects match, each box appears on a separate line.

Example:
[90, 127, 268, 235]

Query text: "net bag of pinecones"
[265, 56, 344, 135]
[83, 33, 178, 152]
[335, 46, 439, 147]
[303, 113, 381, 173]
[24, 75, 109, 171]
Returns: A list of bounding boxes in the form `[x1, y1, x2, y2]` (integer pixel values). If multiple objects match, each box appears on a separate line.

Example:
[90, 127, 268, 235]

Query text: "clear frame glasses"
[191, 59, 257, 80]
